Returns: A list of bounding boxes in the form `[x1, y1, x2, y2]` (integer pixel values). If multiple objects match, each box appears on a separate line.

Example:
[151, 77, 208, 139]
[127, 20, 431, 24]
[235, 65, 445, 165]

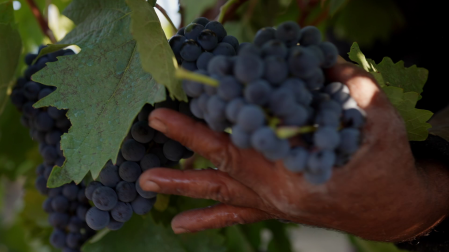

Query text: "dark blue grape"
[119, 161, 141, 182]
[22, 102, 39, 118]
[204, 113, 229, 132]
[76, 205, 88, 221]
[168, 35, 185, 56]
[225, 97, 246, 123]
[189, 98, 203, 118]
[196, 52, 214, 70]
[36, 175, 48, 195]
[238, 43, 261, 56]
[121, 139, 145, 161]
[177, 27, 185, 35]
[163, 140, 186, 161]
[315, 110, 340, 128]
[140, 154, 161, 171]
[137, 104, 154, 122]
[50, 229, 67, 249]
[222, 35, 239, 52]
[263, 139, 290, 161]
[182, 72, 205, 98]
[180, 40, 202, 61]
[254, 27, 276, 47]
[66, 232, 82, 249]
[197, 93, 210, 114]
[231, 125, 251, 149]
[182, 60, 198, 71]
[49, 212, 69, 229]
[48, 187, 62, 197]
[263, 56, 288, 85]
[111, 201, 133, 222]
[45, 130, 62, 145]
[319, 41, 338, 68]
[314, 126, 340, 150]
[62, 183, 79, 201]
[276, 21, 301, 47]
[332, 86, 351, 104]
[131, 121, 155, 144]
[234, 54, 264, 83]
[342, 108, 365, 128]
[244, 79, 272, 105]
[205, 21, 227, 41]
[237, 105, 265, 132]
[92, 186, 118, 211]
[115, 181, 137, 203]
[212, 42, 236, 56]
[52, 195, 69, 213]
[24, 65, 38, 80]
[308, 45, 325, 64]
[35, 112, 54, 131]
[251, 127, 279, 153]
[306, 151, 335, 183]
[319, 100, 342, 115]
[131, 196, 156, 215]
[107, 220, 124, 230]
[77, 188, 88, 204]
[338, 128, 361, 155]
[67, 216, 84, 232]
[38, 88, 53, 100]
[10, 89, 26, 108]
[136, 178, 157, 199]
[183, 149, 194, 159]
[25, 53, 37, 65]
[207, 55, 231, 76]
[217, 76, 242, 101]
[304, 168, 332, 184]
[85, 181, 103, 200]
[184, 23, 205, 40]
[238, 42, 251, 52]
[197, 29, 218, 51]
[153, 132, 169, 144]
[299, 26, 322, 46]
[281, 78, 312, 105]
[99, 163, 121, 188]
[324, 82, 343, 95]
[282, 105, 308, 126]
[36, 164, 45, 176]
[283, 147, 309, 172]
[304, 68, 325, 90]
[43, 197, 54, 213]
[23, 81, 41, 100]
[85, 207, 110, 230]
[269, 88, 297, 117]
[192, 17, 210, 26]
[261, 40, 288, 58]
[288, 47, 321, 79]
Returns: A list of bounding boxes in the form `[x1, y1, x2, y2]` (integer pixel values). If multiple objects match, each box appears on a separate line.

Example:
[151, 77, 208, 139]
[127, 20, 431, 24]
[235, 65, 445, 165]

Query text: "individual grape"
[341, 97, 358, 110]
[189, 98, 203, 118]
[76, 205, 88, 221]
[115, 181, 137, 202]
[99, 163, 121, 188]
[52, 195, 69, 213]
[92, 186, 118, 211]
[263, 56, 289, 85]
[180, 40, 202, 61]
[50, 229, 67, 249]
[177, 27, 185, 35]
[119, 161, 142, 182]
[207, 55, 232, 76]
[324, 82, 344, 96]
[62, 248, 79, 252]
[85, 207, 110, 230]
[182, 72, 205, 98]
[308, 45, 325, 64]
[282, 78, 312, 105]
[217, 76, 242, 101]
[207, 95, 227, 121]
[197, 29, 218, 51]
[36, 175, 49, 195]
[25, 53, 37, 65]
[237, 105, 265, 132]
[77, 188, 89, 204]
[140, 154, 161, 171]
[319, 100, 342, 116]
[66, 232, 82, 249]
[204, 113, 229, 132]
[234, 54, 264, 83]
[238, 43, 262, 56]
[268, 88, 297, 117]
[299, 26, 322, 46]
[205, 21, 227, 41]
[121, 139, 146, 161]
[222, 35, 239, 52]
[135, 178, 157, 199]
[38, 88, 53, 100]
[254, 27, 276, 47]
[168, 35, 185, 56]
[107, 220, 124, 230]
[261, 40, 288, 58]
[163, 140, 186, 161]
[244, 79, 272, 105]
[137, 104, 154, 122]
[32, 129, 46, 143]
[315, 110, 340, 128]
[35, 112, 55, 131]
[319, 41, 339, 68]
[36, 164, 45, 176]
[24, 65, 38, 80]
[85, 181, 103, 200]
[184, 23, 205, 40]
[68, 201, 79, 213]
[283, 147, 309, 172]
[304, 167, 333, 184]
[111, 201, 133, 222]
[332, 86, 351, 104]
[251, 127, 279, 153]
[311, 91, 331, 107]
[307, 150, 336, 174]
[263, 139, 290, 161]
[22, 102, 39, 118]
[282, 105, 308, 126]
[192, 17, 210, 26]
[197, 93, 210, 113]
[338, 128, 361, 155]
[196, 52, 214, 70]
[23, 81, 41, 100]
[212, 42, 236, 56]
[131, 196, 156, 215]
[288, 47, 321, 79]
[304, 68, 325, 90]
[153, 132, 169, 144]
[62, 183, 79, 201]
[45, 130, 62, 145]
[182, 60, 198, 71]
[342, 108, 366, 128]
[43, 197, 54, 213]
[225, 97, 246, 123]
[49, 212, 69, 229]
[10, 89, 26, 108]
[67, 216, 84, 232]
[56, 117, 71, 131]
[276, 21, 301, 47]
[131, 121, 155, 144]
[314, 126, 340, 150]
[48, 187, 62, 197]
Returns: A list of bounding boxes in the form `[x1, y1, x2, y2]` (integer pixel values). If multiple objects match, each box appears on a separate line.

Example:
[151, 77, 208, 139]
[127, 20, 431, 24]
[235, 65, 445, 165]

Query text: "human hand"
[140, 63, 449, 242]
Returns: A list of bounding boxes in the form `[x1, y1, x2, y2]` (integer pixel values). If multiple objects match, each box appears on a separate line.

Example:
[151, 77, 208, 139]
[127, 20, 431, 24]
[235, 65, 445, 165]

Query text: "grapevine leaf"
[180, 0, 216, 24]
[348, 42, 433, 141]
[329, 0, 348, 16]
[127, 0, 187, 101]
[83, 215, 226, 252]
[349, 235, 408, 252]
[224, 225, 256, 252]
[33, 0, 166, 187]
[31, 44, 73, 64]
[428, 105, 449, 142]
[0, 1, 14, 23]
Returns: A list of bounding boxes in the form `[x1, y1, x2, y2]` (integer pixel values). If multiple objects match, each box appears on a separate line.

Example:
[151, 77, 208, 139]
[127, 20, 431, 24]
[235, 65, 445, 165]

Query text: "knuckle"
[209, 181, 231, 204]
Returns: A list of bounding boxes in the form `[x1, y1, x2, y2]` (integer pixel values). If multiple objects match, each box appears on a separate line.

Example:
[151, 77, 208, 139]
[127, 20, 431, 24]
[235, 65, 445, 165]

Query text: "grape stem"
[175, 68, 219, 87]
[155, 3, 177, 34]
[24, 0, 57, 44]
[217, 0, 248, 24]
[276, 126, 317, 139]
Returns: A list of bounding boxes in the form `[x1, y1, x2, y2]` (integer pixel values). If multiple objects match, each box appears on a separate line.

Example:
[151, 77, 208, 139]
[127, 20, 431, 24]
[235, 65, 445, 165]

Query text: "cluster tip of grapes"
[170, 18, 366, 184]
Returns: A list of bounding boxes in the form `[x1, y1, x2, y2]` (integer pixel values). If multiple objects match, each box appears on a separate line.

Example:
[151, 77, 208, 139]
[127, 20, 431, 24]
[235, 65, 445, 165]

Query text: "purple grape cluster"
[10, 47, 95, 252]
[172, 20, 366, 184]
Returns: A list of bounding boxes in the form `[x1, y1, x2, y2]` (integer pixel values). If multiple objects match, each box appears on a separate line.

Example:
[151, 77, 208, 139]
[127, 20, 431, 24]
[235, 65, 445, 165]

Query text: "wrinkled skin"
[140, 63, 449, 242]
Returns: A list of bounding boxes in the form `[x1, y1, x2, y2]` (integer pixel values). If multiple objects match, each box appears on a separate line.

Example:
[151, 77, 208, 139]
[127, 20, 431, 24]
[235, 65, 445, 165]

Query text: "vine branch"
[155, 3, 177, 33]
[25, 0, 57, 44]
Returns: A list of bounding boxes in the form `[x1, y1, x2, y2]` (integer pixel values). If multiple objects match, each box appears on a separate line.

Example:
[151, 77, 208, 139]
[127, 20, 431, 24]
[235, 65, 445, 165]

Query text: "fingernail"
[144, 181, 160, 192]
[149, 118, 167, 133]
[173, 227, 190, 234]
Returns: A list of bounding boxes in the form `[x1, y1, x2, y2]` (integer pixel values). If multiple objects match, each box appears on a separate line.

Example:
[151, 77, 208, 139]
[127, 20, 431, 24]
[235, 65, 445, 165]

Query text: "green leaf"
[265, 220, 293, 252]
[33, 0, 166, 187]
[429, 105, 449, 142]
[329, 0, 348, 16]
[0, 0, 14, 23]
[83, 215, 226, 252]
[348, 42, 433, 141]
[349, 236, 409, 252]
[180, 0, 216, 24]
[127, 0, 187, 101]
[32, 44, 73, 64]
[224, 225, 256, 252]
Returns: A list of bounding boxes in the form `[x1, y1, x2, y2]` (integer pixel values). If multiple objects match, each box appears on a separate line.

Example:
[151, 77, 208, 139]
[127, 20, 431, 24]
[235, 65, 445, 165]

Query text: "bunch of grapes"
[174, 20, 366, 184]
[10, 48, 95, 252]
[84, 99, 194, 231]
